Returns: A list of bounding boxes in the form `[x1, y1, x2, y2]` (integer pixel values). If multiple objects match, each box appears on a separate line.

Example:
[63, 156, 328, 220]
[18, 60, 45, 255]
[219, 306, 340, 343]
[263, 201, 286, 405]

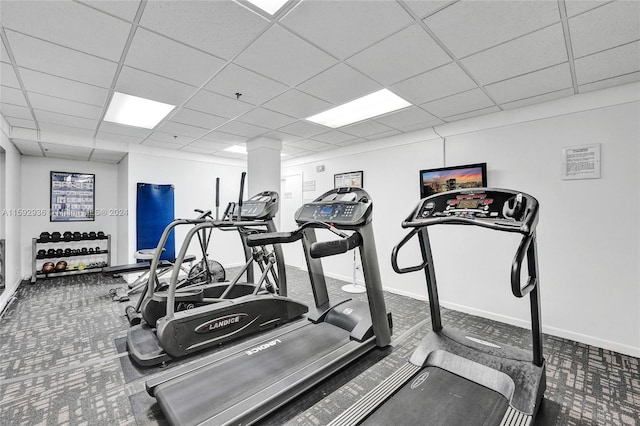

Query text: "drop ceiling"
[0, 0, 638, 163]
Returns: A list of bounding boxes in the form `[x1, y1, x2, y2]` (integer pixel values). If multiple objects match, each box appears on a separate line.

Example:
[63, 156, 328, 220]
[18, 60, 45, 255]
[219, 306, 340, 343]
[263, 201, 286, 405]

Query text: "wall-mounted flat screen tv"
[419, 163, 487, 198]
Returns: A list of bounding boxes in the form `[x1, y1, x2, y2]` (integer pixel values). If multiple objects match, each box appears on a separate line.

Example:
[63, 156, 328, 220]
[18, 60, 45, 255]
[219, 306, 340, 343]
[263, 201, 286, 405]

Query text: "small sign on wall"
[303, 180, 316, 192]
[562, 143, 601, 180]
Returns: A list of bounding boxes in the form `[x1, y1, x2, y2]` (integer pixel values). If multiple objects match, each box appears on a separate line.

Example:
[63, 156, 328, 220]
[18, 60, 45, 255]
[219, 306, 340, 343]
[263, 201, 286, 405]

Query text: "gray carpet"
[0, 267, 638, 425]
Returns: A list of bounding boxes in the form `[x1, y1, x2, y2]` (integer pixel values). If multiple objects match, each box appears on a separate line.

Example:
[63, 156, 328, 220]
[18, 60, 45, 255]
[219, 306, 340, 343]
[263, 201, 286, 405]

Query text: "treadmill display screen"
[321, 206, 334, 215]
[457, 199, 480, 209]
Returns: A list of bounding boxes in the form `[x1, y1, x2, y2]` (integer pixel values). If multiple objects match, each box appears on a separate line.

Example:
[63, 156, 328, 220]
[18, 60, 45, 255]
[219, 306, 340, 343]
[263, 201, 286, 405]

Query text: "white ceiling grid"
[0, 0, 637, 164]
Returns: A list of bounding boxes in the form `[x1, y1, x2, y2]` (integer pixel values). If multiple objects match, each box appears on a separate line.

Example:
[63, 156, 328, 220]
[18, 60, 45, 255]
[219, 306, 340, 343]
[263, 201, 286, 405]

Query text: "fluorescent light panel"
[104, 92, 175, 129]
[245, 0, 289, 15]
[306, 89, 411, 128]
[224, 145, 247, 154]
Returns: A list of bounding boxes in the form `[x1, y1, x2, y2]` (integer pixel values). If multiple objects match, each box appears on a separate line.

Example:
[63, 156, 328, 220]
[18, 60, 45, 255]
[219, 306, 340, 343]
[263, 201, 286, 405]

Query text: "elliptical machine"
[126, 174, 308, 366]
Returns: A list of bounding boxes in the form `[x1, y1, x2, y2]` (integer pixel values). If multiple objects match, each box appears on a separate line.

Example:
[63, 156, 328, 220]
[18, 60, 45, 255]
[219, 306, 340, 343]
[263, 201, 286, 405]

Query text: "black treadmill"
[146, 187, 392, 426]
[329, 188, 545, 426]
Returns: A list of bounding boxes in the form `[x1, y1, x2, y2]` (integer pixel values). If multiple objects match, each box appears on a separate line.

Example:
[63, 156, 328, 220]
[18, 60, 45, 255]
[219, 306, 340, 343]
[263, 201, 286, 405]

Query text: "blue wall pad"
[136, 183, 175, 262]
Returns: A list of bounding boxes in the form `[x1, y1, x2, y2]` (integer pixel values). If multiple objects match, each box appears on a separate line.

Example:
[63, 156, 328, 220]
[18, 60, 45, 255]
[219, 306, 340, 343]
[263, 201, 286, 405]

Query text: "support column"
[246, 137, 282, 226]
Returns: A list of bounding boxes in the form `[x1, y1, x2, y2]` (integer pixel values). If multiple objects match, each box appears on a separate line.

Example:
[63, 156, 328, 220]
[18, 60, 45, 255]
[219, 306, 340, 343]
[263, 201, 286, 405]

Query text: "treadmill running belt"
[155, 323, 352, 426]
[363, 367, 509, 426]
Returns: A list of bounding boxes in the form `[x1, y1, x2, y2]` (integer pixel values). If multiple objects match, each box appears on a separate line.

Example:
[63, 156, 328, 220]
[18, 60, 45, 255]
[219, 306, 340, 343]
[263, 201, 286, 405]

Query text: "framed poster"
[334, 170, 363, 188]
[50, 171, 95, 222]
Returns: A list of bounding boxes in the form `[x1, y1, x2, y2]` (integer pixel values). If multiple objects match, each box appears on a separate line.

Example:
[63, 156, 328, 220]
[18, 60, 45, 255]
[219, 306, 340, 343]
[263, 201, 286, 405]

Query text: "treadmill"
[146, 187, 392, 426]
[329, 188, 545, 426]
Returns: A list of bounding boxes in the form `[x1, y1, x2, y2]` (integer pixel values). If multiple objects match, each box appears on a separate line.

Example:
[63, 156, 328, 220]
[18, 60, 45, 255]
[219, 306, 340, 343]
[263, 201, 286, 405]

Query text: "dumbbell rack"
[31, 233, 111, 283]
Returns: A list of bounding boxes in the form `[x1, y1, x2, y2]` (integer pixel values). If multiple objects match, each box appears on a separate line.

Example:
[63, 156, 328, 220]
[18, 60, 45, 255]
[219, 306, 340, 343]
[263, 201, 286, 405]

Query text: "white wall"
[19, 157, 119, 277]
[116, 154, 129, 265]
[124, 148, 248, 269]
[0, 117, 23, 313]
[283, 84, 640, 357]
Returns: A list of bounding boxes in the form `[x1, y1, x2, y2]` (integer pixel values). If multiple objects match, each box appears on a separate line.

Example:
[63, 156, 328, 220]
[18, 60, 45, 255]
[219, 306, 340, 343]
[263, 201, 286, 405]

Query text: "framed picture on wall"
[50, 171, 95, 222]
[334, 170, 363, 189]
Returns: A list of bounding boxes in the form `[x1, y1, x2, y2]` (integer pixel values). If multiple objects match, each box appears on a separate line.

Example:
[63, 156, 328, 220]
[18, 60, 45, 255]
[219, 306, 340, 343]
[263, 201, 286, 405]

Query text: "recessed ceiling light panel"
[306, 89, 412, 128]
[224, 145, 248, 154]
[245, 0, 289, 15]
[104, 92, 175, 129]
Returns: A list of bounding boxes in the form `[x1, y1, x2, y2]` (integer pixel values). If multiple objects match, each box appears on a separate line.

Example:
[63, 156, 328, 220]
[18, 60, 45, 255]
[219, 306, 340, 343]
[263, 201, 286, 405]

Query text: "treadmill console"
[295, 187, 372, 228]
[239, 191, 279, 220]
[411, 188, 537, 229]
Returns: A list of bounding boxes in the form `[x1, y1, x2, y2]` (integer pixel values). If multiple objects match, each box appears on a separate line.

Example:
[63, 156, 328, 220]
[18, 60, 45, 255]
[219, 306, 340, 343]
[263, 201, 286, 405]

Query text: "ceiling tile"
[116, 66, 196, 106]
[391, 62, 476, 105]
[179, 145, 215, 155]
[569, 1, 640, 58]
[365, 129, 401, 140]
[28, 92, 103, 120]
[139, 0, 269, 60]
[4, 116, 36, 129]
[188, 139, 232, 151]
[311, 130, 356, 144]
[564, 1, 611, 17]
[11, 139, 43, 156]
[461, 24, 568, 85]
[213, 150, 246, 159]
[574, 41, 640, 84]
[485, 63, 574, 104]
[403, 1, 455, 19]
[424, 0, 560, 57]
[501, 88, 575, 110]
[578, 71, 640, 93]
[234, 25, 337, 86]
[1, 0, 131, 61]
[34, 109, 98, 130]
[0, 103, 32, 120]
[143, 139, 189, 150]
[39, 123, 96, 139]
[238, 107, 296, 129]
[335, 138, 368, 147]
[185, 90, 254, 119]
[78, 0, 141, 21]
[263, 89, 332, 119]
[1, 85, 28, 107]
[277, 120, 328, 138]
[347, 24, 451, 86]
[216, 121, 268, 139]
[341, 120, 395, 138]
[1, 37, 10, 63]
[280, 0, 413, 60]
[443, 106, 501, 122]
[90, 149, 127, 163]
[422, 88, 495, 118]
[96, 130, 145, 145]
[146, 131, 192, 145]
[126, 28, 226, 87]
[375, 106, 442, 131]
[199, 131, 246, 145]
[98, 121, 152, 138]
[156, 121, 209, 138]
[5, 30, 117, 87]
[204, 64, 288, 106]
[1, 62, 19, 88]
[297, 63, 381, 104]
[41, 142, 94, 158]
[18, 68, 109, 107]
[170, 108, 228, 130]
[281, 145, 309, 156]
[260, 130, 302, 144]
[288, 139, 334, 151]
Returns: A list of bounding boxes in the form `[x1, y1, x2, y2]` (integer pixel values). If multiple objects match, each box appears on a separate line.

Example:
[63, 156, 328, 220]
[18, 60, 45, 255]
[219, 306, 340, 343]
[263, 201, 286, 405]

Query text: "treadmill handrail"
[391, 229, 429, 274]
[511, 232, 538, 298]
[309, 232, 362, 259]
[246, 220, 348, 247]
